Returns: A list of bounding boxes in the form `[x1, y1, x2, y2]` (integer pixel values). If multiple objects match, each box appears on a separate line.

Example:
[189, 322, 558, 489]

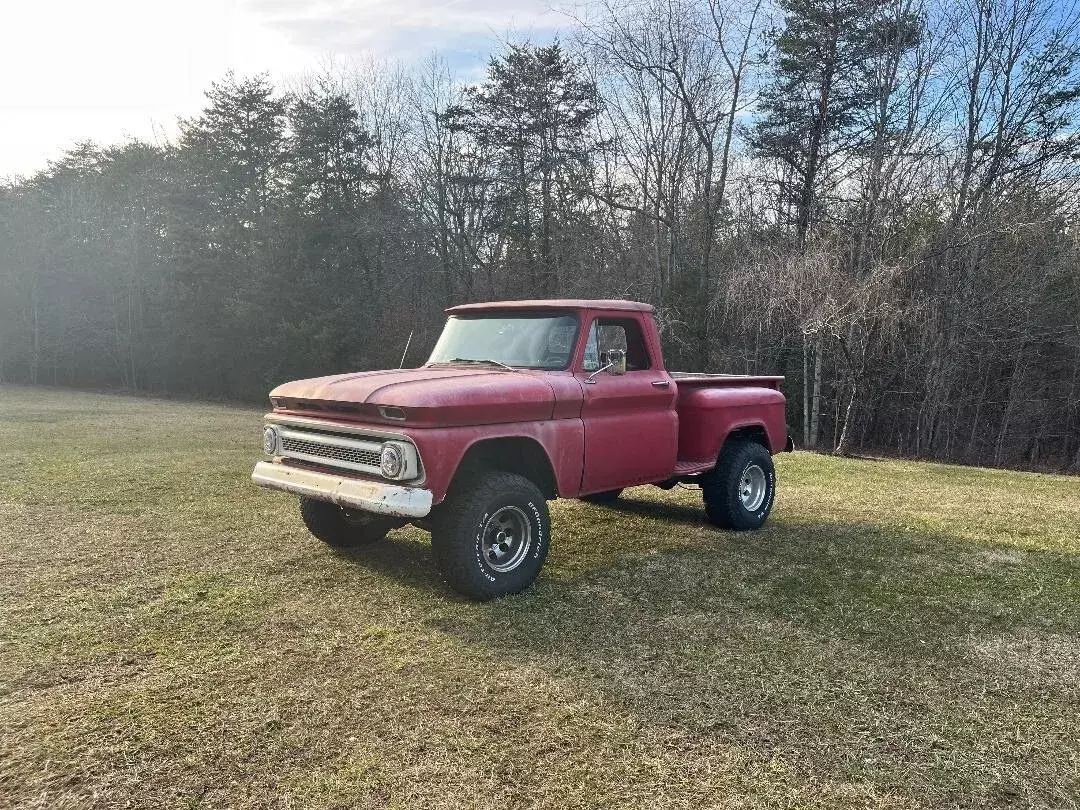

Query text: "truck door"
[577, 315, 678, 492]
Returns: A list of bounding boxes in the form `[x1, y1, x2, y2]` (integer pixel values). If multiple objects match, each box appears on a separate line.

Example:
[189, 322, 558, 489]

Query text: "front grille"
[275, 426, 386, 475]
[281, 436, 381, 468]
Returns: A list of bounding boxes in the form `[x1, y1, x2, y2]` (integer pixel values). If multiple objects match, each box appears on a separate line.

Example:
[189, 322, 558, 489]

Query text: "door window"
[581, 318, 651, 371]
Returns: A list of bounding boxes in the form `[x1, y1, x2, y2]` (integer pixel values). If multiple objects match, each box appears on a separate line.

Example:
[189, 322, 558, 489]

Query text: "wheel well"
[457, 437, 558, 499]
[723, 424, 770, 453]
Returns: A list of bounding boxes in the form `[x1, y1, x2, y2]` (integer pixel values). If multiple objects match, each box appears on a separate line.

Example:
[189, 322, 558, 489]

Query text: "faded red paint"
[267, 300, 789, 504]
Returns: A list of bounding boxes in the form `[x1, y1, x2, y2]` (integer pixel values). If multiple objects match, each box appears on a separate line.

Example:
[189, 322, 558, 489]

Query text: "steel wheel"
[431, 471, 551, 600]
[702, 440, 775, 531]
[481, 505, 532, 573]
[738, 463, 767, 512]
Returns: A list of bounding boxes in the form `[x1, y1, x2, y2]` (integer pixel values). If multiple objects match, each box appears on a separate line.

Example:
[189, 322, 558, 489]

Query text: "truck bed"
[672, 372, 789, 465]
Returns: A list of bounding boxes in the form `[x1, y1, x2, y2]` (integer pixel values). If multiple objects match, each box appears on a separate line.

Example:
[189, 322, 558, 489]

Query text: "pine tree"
[449, 43, 600, 296]
[168, 73, 289, 396]
[753, 0, 921, 244]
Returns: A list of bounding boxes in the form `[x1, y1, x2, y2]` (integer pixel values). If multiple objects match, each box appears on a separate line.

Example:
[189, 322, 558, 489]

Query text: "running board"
[673, 460, 714, 476]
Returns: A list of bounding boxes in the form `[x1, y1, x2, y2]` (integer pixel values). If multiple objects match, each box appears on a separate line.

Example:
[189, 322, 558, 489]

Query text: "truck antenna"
[399, 331, 414, 368]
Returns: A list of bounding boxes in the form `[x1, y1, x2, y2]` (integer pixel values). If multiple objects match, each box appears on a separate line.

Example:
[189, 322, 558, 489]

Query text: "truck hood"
[269, 366, 557, 427]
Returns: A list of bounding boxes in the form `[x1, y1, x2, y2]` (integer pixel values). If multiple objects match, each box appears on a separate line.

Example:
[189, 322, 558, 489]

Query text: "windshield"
[427, 314, 579, 370]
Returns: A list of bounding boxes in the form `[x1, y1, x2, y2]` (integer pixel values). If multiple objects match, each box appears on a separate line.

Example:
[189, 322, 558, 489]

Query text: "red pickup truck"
[253, 299, 790, 599]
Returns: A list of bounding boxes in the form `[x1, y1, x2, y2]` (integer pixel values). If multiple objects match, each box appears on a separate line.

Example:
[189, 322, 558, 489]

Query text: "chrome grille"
[281, 436, 381, 468]
[276, 426, 385, 475]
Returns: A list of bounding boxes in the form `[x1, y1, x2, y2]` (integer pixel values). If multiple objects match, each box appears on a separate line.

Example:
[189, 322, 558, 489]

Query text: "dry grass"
[1, 385, 1078, 809]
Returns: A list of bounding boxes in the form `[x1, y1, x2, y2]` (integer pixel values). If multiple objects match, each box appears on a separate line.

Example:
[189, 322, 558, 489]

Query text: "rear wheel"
[580, 488, 624, 504]
[701, 440, 775, 530]
[431, 470, 550, 601]
[299, 497, 396, 548]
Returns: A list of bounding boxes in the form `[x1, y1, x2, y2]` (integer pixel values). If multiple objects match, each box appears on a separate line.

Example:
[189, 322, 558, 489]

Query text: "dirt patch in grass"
[1, 385, 1078, 809]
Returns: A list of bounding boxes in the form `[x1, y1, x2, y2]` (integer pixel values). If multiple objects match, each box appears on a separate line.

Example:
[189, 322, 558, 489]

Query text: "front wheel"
[431, 471, 550, 601]
[701, 440, 776, 530]
[299, 497, 396, 548]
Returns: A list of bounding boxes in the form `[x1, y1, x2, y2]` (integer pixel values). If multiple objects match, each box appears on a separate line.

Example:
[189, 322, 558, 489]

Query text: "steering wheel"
[542, 326, 574, 368]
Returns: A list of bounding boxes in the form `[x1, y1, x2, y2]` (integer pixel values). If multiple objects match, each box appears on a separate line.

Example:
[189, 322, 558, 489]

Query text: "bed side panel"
[676, 386, 788, 465]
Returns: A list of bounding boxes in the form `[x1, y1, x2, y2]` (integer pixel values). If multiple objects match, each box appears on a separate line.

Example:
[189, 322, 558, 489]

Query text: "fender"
[407, 419, 584, 504]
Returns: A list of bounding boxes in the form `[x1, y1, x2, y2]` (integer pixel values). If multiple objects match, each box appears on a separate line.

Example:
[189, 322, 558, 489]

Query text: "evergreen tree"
[289, 81, 371, 214]
[448, 43, 601, 296]
[168, 73, 289, 396]
[753, 0, 921, 243]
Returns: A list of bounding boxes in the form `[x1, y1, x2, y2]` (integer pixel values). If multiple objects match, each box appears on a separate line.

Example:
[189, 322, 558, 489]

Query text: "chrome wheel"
[739, 464, 767, 511]
[481, 505, 532, 573]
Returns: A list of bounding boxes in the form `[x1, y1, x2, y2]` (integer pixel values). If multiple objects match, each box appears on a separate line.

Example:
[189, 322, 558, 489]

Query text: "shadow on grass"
[600, 491, 710, 527]
[328, 531, 452, 596]
[329, 499, 1080, 808]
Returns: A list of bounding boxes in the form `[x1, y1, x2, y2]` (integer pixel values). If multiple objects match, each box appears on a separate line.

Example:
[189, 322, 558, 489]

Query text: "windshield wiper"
[429, 357, 519, 372]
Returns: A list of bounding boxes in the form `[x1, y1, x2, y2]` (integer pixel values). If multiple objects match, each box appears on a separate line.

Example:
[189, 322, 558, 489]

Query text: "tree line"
[2, 0, 1079, 470]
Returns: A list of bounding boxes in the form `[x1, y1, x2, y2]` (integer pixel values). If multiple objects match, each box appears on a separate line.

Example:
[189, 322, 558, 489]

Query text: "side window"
[581, 318, 651, 372]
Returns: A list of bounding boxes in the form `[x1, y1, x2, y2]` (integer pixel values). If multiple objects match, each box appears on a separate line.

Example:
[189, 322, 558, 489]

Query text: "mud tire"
[299, 497, 394, 547]
[701, 440, 776, 530]
[431, 471, 550, 601]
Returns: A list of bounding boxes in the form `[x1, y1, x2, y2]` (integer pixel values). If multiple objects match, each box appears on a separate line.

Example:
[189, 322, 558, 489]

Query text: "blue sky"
[1, 0, 565, 178]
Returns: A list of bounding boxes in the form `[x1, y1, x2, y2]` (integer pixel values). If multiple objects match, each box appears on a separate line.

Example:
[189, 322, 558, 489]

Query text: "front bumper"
[252, 461, 433, 518]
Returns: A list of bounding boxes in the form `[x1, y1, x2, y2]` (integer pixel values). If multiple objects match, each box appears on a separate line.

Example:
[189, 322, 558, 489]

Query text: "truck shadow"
[333, 491, 707, 597]
[334, 493, 1080, 808]
[601, 491, 709, 526]
[330, 490, 710, 595]
[329, 532, 445, 594]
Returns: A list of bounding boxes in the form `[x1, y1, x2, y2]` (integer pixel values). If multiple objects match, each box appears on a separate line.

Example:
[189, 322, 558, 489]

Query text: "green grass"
[1, 385, 1078, 809]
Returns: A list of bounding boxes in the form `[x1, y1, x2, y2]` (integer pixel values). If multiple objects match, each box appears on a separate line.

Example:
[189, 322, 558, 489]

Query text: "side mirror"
[585, 348, 628, 383]
[606, 348, 627, 376]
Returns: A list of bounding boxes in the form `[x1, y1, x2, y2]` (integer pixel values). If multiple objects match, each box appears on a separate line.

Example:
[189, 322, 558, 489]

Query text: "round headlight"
[262, 426, 279, 455]
[380, 443, 405, 479]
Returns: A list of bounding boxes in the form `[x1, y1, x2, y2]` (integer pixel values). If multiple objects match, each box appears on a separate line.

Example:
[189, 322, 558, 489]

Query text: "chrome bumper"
[251, 461, 433, 518]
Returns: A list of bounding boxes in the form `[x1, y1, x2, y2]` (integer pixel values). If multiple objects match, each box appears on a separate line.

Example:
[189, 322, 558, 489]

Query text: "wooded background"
[2, 0, 1079, 470]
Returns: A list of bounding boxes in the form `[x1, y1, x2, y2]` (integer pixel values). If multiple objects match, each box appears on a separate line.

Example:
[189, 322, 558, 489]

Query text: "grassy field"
[0, 385, 1077, 809]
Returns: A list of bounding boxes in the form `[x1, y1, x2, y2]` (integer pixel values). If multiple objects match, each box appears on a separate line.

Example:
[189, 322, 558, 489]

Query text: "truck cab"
[253, 299, 790, 599]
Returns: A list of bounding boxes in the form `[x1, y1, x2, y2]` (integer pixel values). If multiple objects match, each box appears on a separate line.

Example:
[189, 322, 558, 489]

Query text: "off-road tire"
[701, 440, 775, 530]
[299, 497, 394, 548]
[580, 488, 624, 504]
[431, 471, 550, 601]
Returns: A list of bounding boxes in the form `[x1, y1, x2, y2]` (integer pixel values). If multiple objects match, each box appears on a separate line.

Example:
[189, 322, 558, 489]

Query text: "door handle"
[651, 380, 670, 388]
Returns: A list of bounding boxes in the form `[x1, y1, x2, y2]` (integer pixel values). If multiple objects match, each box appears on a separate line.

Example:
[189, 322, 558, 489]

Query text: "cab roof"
[445, 299, 654, 315]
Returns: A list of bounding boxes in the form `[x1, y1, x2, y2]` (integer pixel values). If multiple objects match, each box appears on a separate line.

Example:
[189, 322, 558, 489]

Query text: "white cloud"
[0, 0, 563, 178]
